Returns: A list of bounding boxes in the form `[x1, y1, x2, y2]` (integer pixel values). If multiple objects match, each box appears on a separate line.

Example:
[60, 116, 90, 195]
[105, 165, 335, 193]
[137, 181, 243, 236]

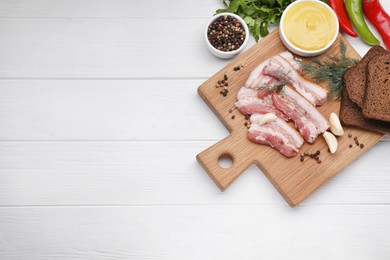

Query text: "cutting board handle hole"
[218, 153, 233, 169]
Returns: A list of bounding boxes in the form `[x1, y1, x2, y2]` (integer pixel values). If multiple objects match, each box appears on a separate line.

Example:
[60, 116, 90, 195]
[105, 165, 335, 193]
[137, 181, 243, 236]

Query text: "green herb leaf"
[260, 21, 269, 37]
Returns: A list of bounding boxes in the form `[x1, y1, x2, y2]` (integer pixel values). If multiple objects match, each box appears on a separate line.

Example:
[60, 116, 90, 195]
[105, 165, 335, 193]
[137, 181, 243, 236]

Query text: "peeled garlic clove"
[323, 131, 338, 154]
[329, 112, 344, 136]
[258, 113, 277, 125]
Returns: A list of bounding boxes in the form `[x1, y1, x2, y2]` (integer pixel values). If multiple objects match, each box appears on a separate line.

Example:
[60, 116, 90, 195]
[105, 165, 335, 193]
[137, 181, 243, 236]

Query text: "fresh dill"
[298, 41, 359, 100]
[257, 80, 287, 91]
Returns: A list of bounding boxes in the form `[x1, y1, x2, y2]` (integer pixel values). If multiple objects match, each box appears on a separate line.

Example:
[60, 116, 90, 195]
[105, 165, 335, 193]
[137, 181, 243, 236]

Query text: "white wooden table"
[0, 1, 389, 259]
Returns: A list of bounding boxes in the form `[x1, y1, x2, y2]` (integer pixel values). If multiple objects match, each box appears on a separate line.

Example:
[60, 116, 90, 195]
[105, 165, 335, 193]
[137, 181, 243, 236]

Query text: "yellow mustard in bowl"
[281, 1, 338, 52]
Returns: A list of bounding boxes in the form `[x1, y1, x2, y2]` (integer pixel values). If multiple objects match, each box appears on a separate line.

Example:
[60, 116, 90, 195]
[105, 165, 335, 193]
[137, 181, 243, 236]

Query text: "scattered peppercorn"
[245, 114, 250, 120]
[234, 66, 241, 71]
[348, 133, 352, 138]
[299, 151, 324, 163]
[216, 74, 231, 97]
[244, 122, 248, 126]
[207, 15, 246, 52]
[229, 109, 233, 113]
[360, 143, 364, 149]
[349, 144, 353, 148]
[231, 115, 235, 119]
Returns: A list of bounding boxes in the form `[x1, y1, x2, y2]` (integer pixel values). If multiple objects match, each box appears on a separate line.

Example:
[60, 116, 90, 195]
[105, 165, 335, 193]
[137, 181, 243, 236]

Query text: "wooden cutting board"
[196, 29, 384, 207]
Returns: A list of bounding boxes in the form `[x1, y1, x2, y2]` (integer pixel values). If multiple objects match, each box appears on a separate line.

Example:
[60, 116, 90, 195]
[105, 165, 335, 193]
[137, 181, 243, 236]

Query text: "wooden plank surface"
[0, 79, 228, 140]
[0, 0, 389, 259]
[1, 206, 390, 260]
[0, 0, 219, 18]
[197, 30, 384, 206]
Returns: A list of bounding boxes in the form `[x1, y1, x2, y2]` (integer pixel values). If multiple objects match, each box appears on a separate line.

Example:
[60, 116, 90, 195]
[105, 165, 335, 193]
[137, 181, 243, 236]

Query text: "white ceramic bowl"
[279, 0, 339, 57]
[205, 13, 249, 59]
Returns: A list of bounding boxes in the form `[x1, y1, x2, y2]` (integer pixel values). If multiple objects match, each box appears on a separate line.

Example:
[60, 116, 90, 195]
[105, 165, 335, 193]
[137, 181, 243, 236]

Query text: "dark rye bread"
[344, 45, 387, 107]
[362, 54, 390, 122]
[339, 88, 390, 135]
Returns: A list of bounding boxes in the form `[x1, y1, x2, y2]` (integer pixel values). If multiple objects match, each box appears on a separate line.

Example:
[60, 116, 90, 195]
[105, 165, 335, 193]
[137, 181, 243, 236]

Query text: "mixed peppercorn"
[215, 64, 244, 98]
[300, 150, 322, 164]
[207, 15, 246, 52]
[216, 74, 230, 97]
[349, 133, 364, 149]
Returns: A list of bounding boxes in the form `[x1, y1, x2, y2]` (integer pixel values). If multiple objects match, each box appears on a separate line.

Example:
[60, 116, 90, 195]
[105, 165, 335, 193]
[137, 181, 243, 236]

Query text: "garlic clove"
[258, 113, 278, 125]
[329, 112, 344, 136]
[323, 131, 338, 154]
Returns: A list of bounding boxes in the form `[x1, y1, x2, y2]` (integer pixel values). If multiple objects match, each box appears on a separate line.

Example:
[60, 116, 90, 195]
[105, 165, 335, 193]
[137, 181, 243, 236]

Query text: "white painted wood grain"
[0, 206, 389, 260]
[0, 141, 388, 206]
[0, 0, 222, 18]
[0, 1, 390, 259]
[0, 79, 228, 140]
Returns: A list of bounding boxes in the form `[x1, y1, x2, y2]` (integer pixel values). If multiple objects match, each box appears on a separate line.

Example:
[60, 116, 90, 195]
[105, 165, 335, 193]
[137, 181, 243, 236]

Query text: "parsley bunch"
[216, 0, 328, 41]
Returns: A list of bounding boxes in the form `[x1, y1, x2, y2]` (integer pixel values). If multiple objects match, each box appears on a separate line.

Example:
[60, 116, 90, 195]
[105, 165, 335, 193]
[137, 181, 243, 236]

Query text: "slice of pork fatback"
[235, 86, 288, 120]
[272, 85, 329, 144]
[263, 55, 327, 106]
[244, 52, 302, 98]
[244, 58, 274, 89]
[278, 51, 303, 73]
[248, 113, 303, 158]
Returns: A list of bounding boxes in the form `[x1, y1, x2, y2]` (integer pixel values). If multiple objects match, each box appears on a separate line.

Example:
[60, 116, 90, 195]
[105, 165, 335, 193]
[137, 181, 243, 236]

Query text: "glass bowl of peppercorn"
[205, 13, 249, 59]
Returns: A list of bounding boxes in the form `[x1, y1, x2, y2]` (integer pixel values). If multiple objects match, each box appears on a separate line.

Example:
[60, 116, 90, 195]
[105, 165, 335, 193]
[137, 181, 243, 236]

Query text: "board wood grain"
[196, 29, 384, 207]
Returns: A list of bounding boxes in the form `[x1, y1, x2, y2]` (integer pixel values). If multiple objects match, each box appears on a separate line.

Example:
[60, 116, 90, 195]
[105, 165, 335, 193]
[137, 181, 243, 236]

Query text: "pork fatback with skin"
[263, 55, 327, 106]
[272, 85, 329, 144]
[278, 51, 303, 73]
[248, 113, 304, 158]
[244, 52, 303, 98]
[235, 86, 288, 120]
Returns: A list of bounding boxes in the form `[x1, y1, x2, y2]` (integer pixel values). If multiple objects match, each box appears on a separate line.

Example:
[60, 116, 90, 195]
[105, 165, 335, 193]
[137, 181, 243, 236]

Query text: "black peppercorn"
[207, 16, 245, 52]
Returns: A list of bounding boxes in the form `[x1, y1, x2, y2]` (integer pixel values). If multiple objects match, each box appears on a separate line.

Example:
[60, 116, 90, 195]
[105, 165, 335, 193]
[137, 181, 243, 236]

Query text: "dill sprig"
[257, 80, 287, 91]
[298, 42, 359, 100]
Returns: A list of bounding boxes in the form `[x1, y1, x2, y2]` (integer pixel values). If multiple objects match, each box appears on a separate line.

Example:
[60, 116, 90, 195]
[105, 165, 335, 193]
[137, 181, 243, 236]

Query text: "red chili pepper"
[362, 0, 390, 50]
[328, 0, 358, 37]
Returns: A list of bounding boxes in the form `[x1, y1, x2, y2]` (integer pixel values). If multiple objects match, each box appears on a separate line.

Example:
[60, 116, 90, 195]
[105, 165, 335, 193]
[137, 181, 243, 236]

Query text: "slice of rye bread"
[362, 54, 390, 122]
[340, 88, 390, 135]
[344, 45, 387, 108]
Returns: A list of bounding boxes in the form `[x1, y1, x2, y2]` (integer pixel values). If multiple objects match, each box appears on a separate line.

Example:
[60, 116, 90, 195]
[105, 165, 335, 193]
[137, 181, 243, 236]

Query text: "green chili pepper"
[345, 0, 380, 45]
